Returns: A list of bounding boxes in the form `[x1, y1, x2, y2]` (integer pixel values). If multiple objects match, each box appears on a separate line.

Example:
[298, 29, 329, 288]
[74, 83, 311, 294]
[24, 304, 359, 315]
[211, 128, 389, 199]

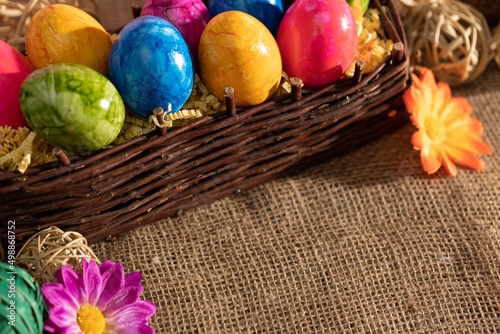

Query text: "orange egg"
[25, 4, 112, 75]
[198, 11, 282, 107]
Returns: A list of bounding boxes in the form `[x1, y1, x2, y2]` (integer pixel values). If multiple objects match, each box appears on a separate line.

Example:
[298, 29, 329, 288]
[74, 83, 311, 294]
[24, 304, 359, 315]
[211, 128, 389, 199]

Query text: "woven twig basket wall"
[0, 0, 411, 248]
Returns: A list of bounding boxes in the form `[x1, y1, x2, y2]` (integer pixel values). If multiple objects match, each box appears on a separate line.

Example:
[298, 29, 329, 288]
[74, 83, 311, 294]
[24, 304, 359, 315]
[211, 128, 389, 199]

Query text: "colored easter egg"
[277, 0, 357, 89]
[108, 16, 194, 119]
[199, 11, 282, 107]
[208, 0, 284, 35]
[19, 64, 125, 152]
[0, 40, 34, 129]
[141, 0, 212, 71]
[25, 4, 112, 75]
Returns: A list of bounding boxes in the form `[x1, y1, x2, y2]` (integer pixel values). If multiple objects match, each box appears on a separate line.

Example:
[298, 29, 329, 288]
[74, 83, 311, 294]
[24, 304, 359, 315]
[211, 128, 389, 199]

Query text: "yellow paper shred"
[112, 114, 157, 145]
[0, 126, 56, 173]
[113, 73, 225, 144]
[345, 8, 394, 77]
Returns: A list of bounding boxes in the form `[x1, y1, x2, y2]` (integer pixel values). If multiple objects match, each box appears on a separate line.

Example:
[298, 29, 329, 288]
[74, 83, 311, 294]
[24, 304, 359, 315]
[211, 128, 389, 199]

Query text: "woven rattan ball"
[15, 226, 100, 284]
[494, 24, 500, 69]
[0, 262, 46, 333]
[400, 0, 494, 86]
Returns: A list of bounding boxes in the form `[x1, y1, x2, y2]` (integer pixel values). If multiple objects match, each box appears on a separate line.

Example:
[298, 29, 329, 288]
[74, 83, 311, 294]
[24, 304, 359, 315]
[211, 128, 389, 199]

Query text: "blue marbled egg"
[108, 15, 194, 119]
[208, 0, 284, 35]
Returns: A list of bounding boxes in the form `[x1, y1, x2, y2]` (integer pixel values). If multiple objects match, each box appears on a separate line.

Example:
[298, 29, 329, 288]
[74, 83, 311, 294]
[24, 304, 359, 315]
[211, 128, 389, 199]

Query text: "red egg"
[0, 40, 34, 129]
[277, 0, 357, 89]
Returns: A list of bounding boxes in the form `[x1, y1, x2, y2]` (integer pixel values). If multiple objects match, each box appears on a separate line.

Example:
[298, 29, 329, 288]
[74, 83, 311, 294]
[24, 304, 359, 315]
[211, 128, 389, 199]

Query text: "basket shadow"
[292, 121, 445, 190]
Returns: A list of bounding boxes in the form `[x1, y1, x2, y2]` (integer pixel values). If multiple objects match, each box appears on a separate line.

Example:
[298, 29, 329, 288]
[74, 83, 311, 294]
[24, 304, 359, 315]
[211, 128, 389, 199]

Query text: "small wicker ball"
[15, 226, 100, 284]
[494, 24, 500, 69]
[400, 0, 494, 86]
[0, 262, 46, 333]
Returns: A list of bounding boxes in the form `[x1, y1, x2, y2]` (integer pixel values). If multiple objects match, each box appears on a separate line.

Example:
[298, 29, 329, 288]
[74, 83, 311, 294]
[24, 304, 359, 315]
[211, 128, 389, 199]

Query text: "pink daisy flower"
[41, 259, 156, 334]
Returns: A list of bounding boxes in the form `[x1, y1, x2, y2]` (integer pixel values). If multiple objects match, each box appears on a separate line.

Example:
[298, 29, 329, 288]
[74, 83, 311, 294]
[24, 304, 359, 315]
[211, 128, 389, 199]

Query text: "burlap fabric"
[94, 2, 500, 332]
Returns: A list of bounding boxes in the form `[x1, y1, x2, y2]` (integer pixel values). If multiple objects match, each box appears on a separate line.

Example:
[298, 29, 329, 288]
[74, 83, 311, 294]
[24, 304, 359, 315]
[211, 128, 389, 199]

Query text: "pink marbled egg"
[277, 0, 358, 89]
[141, 0, 212, 70]
[0, 40, 34, 129]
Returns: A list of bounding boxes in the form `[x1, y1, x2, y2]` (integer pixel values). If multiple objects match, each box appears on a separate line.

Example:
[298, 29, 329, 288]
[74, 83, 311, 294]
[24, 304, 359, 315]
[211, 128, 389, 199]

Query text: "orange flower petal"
[420, 68, 438, 108]
[411, 129, 427, 150]
[409, 114, 423, 130]
[420, 143, 442, 175]
[463, 116, 484, 136]
[403, 89, 416, 113]
[446, 131, 492, 155]
[407, 89, 428, 126]
[441, 153, 457, 176]
[444, 144, 485, 172]
[435, 81, 451, 116]
[411, 71, 422, 87]
[441, 96, 473, 120]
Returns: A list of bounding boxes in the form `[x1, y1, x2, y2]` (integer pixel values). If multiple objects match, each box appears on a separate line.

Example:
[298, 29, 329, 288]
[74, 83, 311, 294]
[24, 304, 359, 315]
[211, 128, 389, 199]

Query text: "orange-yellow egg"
[25, 4, 112, 75]
[198, 11, 282, 107]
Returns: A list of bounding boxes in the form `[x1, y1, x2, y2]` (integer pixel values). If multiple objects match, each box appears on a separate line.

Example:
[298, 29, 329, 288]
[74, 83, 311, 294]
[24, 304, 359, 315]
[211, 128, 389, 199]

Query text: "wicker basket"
[0, 0, 410, 247]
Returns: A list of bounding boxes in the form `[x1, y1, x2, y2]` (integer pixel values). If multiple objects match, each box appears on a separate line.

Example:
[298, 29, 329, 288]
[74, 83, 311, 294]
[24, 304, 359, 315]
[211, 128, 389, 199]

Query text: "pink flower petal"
[82, 259, 103, 306]
[99, 260, 117, 276]
[44, 318, 81, 334]
[111, 322, 156, 334]
[43, 305, 77, 328]
[103, 285, 144, 316]
[55, 265, 83, 305]
[97, 261, 125, 310]
[124, 272, 143, 288]
[42, 283, 79, 311]
[109, 300, 157, 325]
[61, 325, 83, 334]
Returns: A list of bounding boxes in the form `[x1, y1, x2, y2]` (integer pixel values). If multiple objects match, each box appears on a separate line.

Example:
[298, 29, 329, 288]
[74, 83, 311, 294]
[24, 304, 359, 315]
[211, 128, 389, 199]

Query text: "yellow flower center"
[77, 305, 106, 334]
[424, 116, 447, 142]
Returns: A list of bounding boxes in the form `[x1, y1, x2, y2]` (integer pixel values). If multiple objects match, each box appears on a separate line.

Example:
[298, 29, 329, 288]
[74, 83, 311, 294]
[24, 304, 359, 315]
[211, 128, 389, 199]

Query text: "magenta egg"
[141, 0, 212, 70]
[0, 40, 34, 129]
[277, 0, 358, 89]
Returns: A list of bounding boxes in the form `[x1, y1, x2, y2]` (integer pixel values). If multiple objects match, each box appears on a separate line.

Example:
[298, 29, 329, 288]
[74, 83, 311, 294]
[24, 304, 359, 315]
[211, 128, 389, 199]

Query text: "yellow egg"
[25, 4, 112, 75]
[198, 11, 282, 107]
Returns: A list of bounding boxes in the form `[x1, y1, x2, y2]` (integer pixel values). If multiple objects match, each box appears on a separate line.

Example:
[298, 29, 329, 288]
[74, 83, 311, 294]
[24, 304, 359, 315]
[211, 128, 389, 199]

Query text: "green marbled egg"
[20, 63, 125, 152]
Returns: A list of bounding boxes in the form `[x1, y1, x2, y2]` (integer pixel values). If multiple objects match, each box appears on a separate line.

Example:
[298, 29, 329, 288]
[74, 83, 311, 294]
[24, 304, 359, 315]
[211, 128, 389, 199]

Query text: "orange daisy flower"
[403, 68, 492, 176]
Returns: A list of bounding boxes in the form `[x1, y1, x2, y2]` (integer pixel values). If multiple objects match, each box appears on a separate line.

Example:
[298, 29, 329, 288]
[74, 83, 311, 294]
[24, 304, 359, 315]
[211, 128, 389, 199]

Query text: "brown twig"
[224, 87, 236, 116]
[131, 2, 142, 18]
[52, 147, 70, 166]
[353, 61, 365, 84]
[291, 78, 303, 102]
